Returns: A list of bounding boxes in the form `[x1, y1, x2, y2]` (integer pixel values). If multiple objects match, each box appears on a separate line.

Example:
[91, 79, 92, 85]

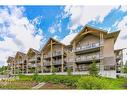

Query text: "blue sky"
[0, 6, 127, 66]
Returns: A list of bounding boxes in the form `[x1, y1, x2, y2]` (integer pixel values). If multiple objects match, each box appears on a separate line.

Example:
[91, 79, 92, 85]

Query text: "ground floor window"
[104, 65, 115, 70]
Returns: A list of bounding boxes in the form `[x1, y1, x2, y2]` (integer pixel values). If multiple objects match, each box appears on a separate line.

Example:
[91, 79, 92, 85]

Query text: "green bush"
[19, 75, 32, 81]
[52, 66, 57, 75]
[89, 59, 99, 76]
[67, 68, 72, 76]
[76, 76, 109, 89]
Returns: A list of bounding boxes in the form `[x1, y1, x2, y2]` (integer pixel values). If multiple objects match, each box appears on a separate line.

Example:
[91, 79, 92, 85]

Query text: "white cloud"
[0, 6, 44, 66]
[61, 32, 78, 45]
[53, 35, 59, 40]
[63, 6, 118, 31]
[48, 21, 61, 34]
[114, 16, 127, 64]
[48, 26, 55, 34]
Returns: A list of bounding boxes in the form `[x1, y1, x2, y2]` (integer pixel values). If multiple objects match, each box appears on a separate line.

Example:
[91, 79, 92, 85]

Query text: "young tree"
[89, 58, 99, 76]
[52, 65, 57, 75]
[67, 68, 72, 76]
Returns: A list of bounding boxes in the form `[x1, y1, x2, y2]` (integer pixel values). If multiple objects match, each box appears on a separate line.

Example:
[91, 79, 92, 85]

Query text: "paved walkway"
[32, 82, 46, 89]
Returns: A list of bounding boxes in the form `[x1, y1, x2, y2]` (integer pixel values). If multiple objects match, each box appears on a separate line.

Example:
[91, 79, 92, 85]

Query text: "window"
[104, 65, 115, 70]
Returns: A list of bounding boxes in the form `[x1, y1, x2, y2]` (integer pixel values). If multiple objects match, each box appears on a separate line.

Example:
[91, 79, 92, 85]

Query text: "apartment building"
[27, 48, 41, 73]
[7, 25, 123, 78]
[14, 52, 27, 74]
[41, 38, 67, 73]
[69, 25, 120, 77]
[7, 57, 15, 74]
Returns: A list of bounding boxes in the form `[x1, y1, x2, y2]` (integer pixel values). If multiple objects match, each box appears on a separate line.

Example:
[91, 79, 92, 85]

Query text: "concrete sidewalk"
[32, 82, 46, 89]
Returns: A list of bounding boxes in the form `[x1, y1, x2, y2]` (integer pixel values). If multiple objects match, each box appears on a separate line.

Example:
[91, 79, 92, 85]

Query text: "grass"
[0, 75, 127, 89]
[0, 80, 38, 89]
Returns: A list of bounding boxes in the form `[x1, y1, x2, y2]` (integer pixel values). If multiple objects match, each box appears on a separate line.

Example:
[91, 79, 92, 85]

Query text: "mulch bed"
[39, 82, 74, 89]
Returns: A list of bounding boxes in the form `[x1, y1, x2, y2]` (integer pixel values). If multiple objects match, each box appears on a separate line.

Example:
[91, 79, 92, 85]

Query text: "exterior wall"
[76, 34, 100, 48]
[102, 38, 116, 74]
[103, 38, 115, 57]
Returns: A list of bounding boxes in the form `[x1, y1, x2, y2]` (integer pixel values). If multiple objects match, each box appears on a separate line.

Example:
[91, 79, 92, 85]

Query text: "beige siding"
[103, 38, 115, 57]
[76, 34, 100, 47]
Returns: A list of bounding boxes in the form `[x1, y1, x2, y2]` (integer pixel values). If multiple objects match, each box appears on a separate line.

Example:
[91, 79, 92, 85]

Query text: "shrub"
[89, 59, 99, 76]
[19, 75, 32, 81]
[67, 68, 72, 76]
[52, 66, 57, 75]
[76, 76, 109, 89]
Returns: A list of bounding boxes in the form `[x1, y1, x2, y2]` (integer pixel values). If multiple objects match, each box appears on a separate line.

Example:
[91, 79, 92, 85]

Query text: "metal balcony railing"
[74, 42, 100, 52]
[53, 51, 62, 57]
[16, 61, 24, 64]
[53, 60, 62, 65]
[75, 54, 101, 62]
[44, 51, 65, 59]
[28, 57, 36, 62]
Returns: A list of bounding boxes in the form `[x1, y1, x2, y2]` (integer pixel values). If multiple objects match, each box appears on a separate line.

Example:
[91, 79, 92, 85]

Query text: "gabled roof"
[7, 56, 14, 63]
[106, 30, 120, 43]
[114, 48, 126, 52]
[15, 51, 26, 59]
[71, 25, 120, 44]
[27, 48, 40, 56]
[41, 37, 66, 52]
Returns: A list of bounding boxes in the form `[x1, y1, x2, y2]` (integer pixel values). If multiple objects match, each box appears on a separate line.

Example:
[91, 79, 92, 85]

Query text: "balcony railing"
[74, 42, 100, 52]
[43, 59, 66, 66]
[53, 60, 62, 65]
[16, 61, 24, 64]
[28, 57, 36, 62]
[53, 51, 62, 57]
[44, 51, 65, 59]
[43, 62, 50, 66]
[75, 54, 102, 62]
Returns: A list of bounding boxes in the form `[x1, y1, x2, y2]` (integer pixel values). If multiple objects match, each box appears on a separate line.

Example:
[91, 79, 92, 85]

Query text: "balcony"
[16, 61, 24, 64]
[75, 54, 102, 63]
[44, 51, 66, 59]
[53, 60, 62, 65]
[53, 51, 62, 57]
[28, 57, 36, 62]
[28, 63, 36, 68]
[74, 42, 101, 54]
[43, 62, 51, 66]
[43, 53, 51, 59]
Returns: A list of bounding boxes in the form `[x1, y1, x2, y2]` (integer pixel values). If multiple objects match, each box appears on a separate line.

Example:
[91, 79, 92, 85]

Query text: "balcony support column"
[61, 45, 64, 72]
[41, 52, 44, 73]
[26, 58, 28, 74]
[99, 32, 104, 73]
[35, 55, 37, 73]
[50, 40, 53, 73]
[73, 41, 76, 72]
[13, 61, 15, 75]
